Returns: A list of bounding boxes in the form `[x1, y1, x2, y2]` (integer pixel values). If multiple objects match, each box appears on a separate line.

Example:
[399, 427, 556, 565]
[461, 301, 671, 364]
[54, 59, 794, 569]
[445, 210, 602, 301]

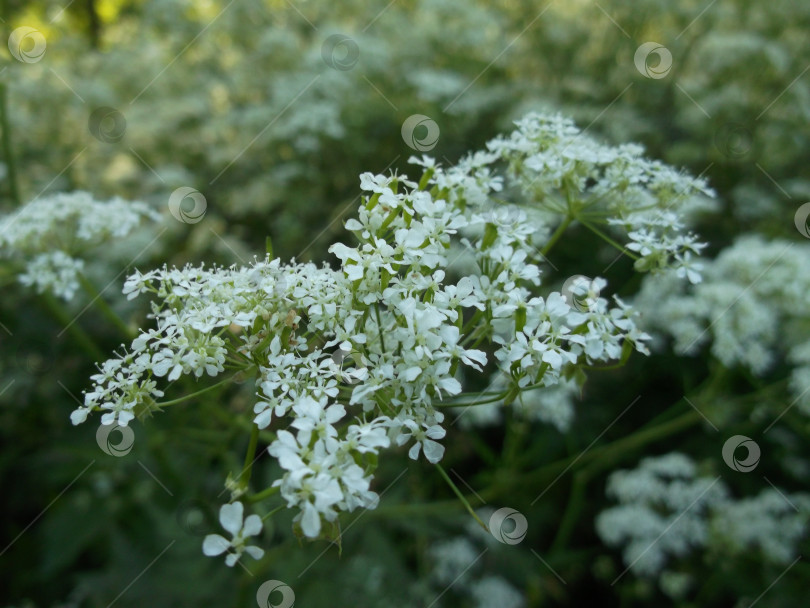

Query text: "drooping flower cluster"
[70, 113, 711, 561]
[0, 192, 160, 300]
[596, 453, 810, 581]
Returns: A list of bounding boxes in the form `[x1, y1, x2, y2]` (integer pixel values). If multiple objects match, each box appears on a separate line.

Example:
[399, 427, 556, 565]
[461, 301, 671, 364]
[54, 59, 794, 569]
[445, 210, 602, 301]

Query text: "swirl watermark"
[794, 202, 810, 238]
[321, 34, 359, 71]
[88, 107, 127, 143]
[561, 275, 600, 312]
[714, 123, 752, 160]
[169, 187, 207, 224]
[722, 435, 760, 472]
[176, 498, 210, 536]
[96, 423, 135, 457]
[488, 507, 528, 545]
[8, 27, 46, 63]
[634, 42, 672, 79]
[401, 114, 440, 152]
[330, 348, 368, 385]
[256, 580, 295, 608]
[13, 338, 55, 376]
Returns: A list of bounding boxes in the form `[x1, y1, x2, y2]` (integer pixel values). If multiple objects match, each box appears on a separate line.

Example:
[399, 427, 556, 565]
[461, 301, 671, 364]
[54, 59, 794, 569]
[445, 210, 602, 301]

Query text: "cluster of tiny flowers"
[596, 453, 809, 580]
[634, 235, 810, 412]
[485, 113, 714, 281]
[0, 192, 160, 300]
[70, 113, 709, 561]
[429, 526, 524, 608]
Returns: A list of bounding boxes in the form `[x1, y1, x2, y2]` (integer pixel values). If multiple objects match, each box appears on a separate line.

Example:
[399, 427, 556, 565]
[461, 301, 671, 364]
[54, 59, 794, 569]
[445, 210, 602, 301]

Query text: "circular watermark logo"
[794, 202, 810, 238]
[488, 507, 528, 545]
[634, 42, 672, 79]
[176, 498, 210, 536]
[88, 107, 127, 143]
[168, 187, 207, 224]
[561, 275, 601, 312]
[714, 123, 752, 160]
[722, 435, 760, 472]
[13, 337, 56, 376]
[96, 423, 135, 457]
[8, 27, 46, 63]
[401, 114, 440, 152]
[321, 34, 359, 71]
[256, 580, 295, 608]
[330, 348, 368, 385]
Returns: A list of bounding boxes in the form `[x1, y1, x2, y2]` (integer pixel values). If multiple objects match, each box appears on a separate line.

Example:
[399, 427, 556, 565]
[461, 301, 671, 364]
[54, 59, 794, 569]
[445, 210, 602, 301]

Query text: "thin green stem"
[239, 424, 260, 489]
[435, 463, 487, 531]
[40, 292, 106, 362]
[435, 391, 509, 408]
[579, 219, 640, 261]
[0, 82, 20, 207]
[154, 375, 236, 407]
[261, 503, 286, 522]
[540, 215, 573, 257]
[248, 484, 280, 504]
[77, 273, 134, 339]
[549, 471, 586, 554]
[375, 304, 387, 353]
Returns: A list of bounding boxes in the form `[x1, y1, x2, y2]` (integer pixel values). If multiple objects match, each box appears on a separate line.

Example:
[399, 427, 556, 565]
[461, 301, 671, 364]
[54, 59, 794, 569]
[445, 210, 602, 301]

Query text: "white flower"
[396, 419, 447, 463]
[203, 502, 265, 567]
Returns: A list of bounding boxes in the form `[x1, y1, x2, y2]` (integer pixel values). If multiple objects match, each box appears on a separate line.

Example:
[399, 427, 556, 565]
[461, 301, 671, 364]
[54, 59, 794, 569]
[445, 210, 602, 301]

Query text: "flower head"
[203, 501, 265, 566]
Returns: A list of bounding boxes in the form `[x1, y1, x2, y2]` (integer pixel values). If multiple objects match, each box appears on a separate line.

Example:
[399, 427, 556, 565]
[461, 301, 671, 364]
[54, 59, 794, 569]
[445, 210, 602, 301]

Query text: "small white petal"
[202, 534, 229, 556]
[242, 514, 263, 537]
[219, 502, 244, 537]
[301, 502, 321, 538]
[423, 439, 445, 464]
[244, 545, 265, 560]
[70, 408, 89, 425]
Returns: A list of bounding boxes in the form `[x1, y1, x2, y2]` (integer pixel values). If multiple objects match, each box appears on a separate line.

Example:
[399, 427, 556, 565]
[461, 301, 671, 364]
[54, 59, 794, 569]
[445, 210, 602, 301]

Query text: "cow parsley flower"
[596, 453, 727, 576]
[0, 191, 160, 300]
[72, 112, 704, 553]
[597, 453, 810, 584]
[203, 501, 265, 566]
[634, 235, 810, 414]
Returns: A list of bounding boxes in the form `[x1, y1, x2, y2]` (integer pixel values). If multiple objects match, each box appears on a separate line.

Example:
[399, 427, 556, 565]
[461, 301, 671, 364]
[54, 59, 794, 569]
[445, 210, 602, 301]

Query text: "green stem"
[374, 304, 387, 352]
[0, 82, 20, 207]
[540, 215, 573, 257]
[435, 391, 509, 408]
[549, 471, 586, 554]
[260, 503, 286, 521]
[239, 424, 260, 490]
[579, 219, 640, 261]
[435, 463, 487, 531]
[247, 484, 281, 504]
[40, 292, 106, 362]
[154, 375, 236, 407]
[77, 273, 134, 339]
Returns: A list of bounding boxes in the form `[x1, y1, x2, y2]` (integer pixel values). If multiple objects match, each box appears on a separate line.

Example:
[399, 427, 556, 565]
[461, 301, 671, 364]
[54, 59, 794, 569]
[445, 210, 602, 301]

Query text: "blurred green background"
[1, 0, 809, 606]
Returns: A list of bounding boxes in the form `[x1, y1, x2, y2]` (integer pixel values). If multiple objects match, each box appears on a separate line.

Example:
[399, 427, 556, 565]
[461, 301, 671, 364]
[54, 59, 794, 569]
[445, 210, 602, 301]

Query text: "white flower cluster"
[0, 192, 160, 300]
[596, 453, 810, 580]
[709, 488, 810, 564]
[429, 533, 525, 608]
[70, 114, 708, 553]
[486, 113, 714, 281]
[634, 235, 810, 413]
[596, 453, 727, 577]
